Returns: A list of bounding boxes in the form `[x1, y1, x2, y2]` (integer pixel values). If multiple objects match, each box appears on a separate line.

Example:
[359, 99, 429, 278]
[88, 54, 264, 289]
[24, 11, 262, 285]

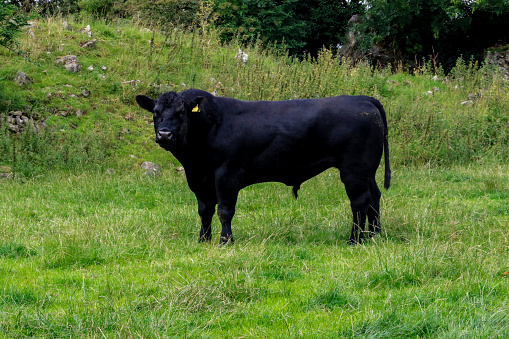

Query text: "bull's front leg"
[197, 198, 216, 242]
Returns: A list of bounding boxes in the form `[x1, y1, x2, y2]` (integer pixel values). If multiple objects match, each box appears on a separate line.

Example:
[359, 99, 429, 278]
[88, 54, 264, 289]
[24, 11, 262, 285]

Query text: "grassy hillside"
[1, 15, 509, 175]
[1, 16, 509, 338]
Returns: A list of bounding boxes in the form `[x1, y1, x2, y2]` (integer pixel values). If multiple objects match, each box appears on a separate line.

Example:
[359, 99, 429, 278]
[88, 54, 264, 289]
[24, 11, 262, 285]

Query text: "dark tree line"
[354, 0, 509, 69]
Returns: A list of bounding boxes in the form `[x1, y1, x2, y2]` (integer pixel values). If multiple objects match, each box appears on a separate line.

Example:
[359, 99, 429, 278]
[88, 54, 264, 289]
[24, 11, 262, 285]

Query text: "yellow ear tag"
[192, 105, 200, 112]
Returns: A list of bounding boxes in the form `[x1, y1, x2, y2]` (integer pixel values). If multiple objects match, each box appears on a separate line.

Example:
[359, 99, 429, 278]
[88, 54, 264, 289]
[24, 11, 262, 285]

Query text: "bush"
[0, 3, 30, 50]
[355, 0, 509, 70]
[213, 0, 362, 56]
[79, 0, 127, 19]
[126, 0, 201, 30]
[213, 0, 307, 53]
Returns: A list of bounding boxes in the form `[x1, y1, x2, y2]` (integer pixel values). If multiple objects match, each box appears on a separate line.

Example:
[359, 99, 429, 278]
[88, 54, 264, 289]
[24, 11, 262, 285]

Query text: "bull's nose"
[157, 130, 172, 142]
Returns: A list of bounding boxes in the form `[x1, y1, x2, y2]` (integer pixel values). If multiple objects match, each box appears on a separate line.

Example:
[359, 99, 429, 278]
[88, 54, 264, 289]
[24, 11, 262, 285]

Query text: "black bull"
[136, 89, 391, 245]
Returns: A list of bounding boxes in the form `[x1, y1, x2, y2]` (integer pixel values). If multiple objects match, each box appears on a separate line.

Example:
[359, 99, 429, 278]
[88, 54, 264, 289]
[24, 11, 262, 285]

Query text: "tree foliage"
[213, 0, 363, 55]
[355, 0, 509, 69]
[0, 3, 30, 50]
[126, 0, 201, 30]
[213, 0, 306, 53]
[79, 0, 126, 19]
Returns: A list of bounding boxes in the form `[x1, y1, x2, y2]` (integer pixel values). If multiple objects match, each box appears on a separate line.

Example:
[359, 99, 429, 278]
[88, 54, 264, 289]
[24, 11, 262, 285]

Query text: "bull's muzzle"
[156, 130, 172, 142]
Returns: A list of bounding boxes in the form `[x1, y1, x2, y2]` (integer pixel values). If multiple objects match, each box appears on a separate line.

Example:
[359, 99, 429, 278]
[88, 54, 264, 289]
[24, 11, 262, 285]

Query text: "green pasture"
[1, 164, 508, 337]
[1, 15, 509, 338]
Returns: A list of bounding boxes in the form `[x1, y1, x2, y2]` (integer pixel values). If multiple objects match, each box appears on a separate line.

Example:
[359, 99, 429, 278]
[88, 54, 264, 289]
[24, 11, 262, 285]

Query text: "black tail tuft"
[292, 185, 300, 199]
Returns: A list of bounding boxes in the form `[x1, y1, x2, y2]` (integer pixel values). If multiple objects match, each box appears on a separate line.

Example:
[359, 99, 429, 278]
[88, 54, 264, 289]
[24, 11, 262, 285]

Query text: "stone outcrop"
[486, 46, 509, 80]
[2, 111, 45, 134]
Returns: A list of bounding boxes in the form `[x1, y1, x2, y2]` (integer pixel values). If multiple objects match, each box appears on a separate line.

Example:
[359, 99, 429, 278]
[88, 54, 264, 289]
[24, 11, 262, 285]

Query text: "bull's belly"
[246, 157, 335, 187]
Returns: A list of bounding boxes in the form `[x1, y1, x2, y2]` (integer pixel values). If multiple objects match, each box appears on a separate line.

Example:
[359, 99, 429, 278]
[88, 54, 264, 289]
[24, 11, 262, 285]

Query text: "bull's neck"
[172, 116, 214, 166]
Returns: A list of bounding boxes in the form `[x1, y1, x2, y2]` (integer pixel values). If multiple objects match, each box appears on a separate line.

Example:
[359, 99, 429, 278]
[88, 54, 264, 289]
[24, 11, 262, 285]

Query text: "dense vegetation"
[0, 10, 508, 338]
[4, 0, 509, 66]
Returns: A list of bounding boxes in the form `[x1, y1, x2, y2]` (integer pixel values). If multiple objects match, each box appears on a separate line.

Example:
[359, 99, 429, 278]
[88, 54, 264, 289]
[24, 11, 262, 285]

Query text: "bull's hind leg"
[342, 173, 372, 245]
[367, 176, 382, 237]
[217, 196, 237, 245]
[197, 198, 216, 242]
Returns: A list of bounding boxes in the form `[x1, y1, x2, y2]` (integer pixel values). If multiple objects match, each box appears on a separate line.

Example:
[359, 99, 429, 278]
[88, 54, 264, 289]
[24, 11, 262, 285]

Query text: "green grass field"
[1, 164, 508, 337]
[1, 15, 509, 338]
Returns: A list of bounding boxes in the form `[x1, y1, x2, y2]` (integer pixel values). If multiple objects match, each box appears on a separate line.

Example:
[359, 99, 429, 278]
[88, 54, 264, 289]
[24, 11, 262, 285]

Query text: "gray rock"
[56, 55, 78, 64]
[0, 166, 12, 179]
[8, 124, 19, 133]
[62, 21, 73, 30]
[14, 71, 31, 86]
[56, 55, 80, 73]
[140, 161, 161, 176]
[79, 39, 96, 49]
[65, 61, 80, 73]
[79, 25, 92, 37]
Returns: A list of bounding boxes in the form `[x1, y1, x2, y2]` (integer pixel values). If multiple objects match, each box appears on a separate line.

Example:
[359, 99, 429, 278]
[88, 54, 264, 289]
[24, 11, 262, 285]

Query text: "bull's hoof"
[198, 235, 212, 243]
[219, 236, 234, 246]
[347, 238, 362, 245]
[365, 231, 379, 238]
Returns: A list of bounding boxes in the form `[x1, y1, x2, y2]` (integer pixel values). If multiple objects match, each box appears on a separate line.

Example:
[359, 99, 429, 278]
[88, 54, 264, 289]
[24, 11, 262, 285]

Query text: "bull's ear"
[189, 96, 204, 112]
[136, 95, 155, 112]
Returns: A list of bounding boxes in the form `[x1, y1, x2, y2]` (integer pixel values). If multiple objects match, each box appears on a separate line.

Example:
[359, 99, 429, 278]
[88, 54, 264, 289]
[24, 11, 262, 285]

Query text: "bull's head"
[136, 92, 203, 148]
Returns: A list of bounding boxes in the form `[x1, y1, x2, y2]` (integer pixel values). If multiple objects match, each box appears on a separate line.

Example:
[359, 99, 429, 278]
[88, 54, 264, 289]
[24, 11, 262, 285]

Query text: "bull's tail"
[371, 98, 391, 189]
[292, 184, 300, 199]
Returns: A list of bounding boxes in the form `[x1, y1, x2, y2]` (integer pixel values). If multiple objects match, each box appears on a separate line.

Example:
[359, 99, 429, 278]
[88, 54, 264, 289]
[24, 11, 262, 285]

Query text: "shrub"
[126, 0, 201, 30]
[0, 3, 31, 50]
[79, 0, 127, 19]
[354, 0, 509, 70]
[212, 0, 362, 56]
